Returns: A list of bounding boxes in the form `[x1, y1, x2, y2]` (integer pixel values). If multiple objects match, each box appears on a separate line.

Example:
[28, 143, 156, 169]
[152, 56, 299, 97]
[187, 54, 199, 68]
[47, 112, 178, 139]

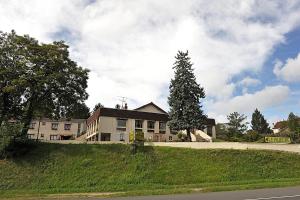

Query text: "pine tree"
[288, 112, 299, 132]
[227, 112, 248, 137]
[251, 108, 270, 134]
[168, 51, 206, 141]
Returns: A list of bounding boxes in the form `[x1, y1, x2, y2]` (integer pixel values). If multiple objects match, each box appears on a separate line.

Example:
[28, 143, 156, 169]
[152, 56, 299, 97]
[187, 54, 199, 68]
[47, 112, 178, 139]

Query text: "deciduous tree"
[0, 31, 89, 135]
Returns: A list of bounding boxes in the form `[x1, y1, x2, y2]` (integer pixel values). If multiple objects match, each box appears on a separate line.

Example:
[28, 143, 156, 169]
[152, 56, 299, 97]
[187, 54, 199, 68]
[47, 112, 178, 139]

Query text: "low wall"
[43, 140, 125, 145]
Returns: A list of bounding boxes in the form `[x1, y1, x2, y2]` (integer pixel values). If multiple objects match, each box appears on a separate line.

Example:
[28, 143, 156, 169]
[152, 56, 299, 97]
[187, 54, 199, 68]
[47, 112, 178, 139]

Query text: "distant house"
[27, 118, 86, 141]
[272, 121, 288, 134]
[86, 102, 216, 142]
[273, 118, 300, 134]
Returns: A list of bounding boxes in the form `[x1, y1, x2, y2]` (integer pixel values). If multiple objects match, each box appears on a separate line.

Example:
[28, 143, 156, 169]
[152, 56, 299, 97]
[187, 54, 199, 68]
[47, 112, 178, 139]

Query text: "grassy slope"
[1, 143, 300, 198]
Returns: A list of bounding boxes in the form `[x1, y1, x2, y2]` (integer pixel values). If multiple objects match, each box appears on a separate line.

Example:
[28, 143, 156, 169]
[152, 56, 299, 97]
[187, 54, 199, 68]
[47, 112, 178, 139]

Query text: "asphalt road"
[103, 186, 300, 200]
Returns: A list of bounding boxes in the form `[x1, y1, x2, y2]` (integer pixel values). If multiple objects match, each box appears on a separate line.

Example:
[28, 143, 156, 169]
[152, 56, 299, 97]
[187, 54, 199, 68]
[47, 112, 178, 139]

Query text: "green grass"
[1, 143, 300, 198]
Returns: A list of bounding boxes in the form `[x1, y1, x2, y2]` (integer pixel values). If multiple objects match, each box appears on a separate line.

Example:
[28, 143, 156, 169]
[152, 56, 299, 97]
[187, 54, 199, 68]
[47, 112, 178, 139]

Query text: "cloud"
[274, 53, 300, 82]
[0, 0, 300, 118]
[209, 85, 290, 117]
[239, 77, 261, 87]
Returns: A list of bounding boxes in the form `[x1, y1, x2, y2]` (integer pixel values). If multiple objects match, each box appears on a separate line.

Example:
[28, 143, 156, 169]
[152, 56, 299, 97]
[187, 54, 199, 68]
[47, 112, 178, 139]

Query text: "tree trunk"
[36, 117, 41, 142]
[187, 128, 192, 142]
[21, 96, 35, 136]
[0, 85, 9, 126]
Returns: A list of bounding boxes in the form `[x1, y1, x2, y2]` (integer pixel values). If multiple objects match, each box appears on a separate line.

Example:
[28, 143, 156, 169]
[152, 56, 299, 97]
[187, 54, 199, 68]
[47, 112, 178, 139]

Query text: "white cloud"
[239, 77, 261, 87]
[274, 53, 300, 82]
[210, 85, 290, 116]
[0, 0, 300, 117]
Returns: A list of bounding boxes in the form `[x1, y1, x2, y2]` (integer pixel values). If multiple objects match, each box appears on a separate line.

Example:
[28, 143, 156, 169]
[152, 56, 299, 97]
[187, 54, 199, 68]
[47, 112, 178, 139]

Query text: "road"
[103, 186, 300, 200]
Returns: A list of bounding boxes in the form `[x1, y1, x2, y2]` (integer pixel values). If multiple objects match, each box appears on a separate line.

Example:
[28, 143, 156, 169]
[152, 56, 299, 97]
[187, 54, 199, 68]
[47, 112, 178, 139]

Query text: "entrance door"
[101, 133, 111, 141]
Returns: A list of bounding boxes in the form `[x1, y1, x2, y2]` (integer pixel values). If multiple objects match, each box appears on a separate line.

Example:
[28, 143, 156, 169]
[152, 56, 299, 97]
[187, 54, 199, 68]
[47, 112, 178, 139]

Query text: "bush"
[177, 131, 188, 142]
[244, 130, 262, 142]
[0, 122, 24, 158]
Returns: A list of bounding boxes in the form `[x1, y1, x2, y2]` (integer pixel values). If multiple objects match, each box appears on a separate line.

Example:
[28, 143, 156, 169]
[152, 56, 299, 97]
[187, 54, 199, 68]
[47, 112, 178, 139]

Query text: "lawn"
[1, 143, 300, 198]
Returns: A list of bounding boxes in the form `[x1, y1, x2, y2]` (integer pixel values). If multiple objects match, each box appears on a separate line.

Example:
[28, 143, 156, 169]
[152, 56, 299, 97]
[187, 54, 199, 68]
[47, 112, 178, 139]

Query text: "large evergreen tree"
[251, 108, 270, 134]
[168, 51, 206, 141]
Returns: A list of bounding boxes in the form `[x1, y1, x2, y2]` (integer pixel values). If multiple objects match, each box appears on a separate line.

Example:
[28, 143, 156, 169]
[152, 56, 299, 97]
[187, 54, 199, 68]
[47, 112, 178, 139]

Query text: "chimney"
[124, 103, 128, 110]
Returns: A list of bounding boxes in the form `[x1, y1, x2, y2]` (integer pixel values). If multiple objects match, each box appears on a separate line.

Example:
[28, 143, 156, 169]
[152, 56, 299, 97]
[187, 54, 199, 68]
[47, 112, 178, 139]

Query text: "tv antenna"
[117, 96, 128, 109]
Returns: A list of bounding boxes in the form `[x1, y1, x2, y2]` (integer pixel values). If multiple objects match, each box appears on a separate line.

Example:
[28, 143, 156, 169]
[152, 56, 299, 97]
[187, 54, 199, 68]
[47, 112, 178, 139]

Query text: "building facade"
[86, 102, 216, 142]
[27, 118, 86, 141]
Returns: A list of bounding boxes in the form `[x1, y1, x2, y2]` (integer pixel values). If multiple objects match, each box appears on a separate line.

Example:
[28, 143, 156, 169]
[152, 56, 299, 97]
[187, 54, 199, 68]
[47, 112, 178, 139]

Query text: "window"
[159, 122, 166, 134]
[135, 120, 143, 129]
[50, 135, 58, 140]
[169, 136, 172, 141]
[51, 123, 58, 130]
[27, 134, 34, 139]
[147, 121, 155, 132]
[42, 122, 46, 126]
[64, 123, 71, 130]
[29, 123, 36, 129]
[117, 118, 127, 130]
[120, 133, 124, 141]
[40, 134, 44, 138]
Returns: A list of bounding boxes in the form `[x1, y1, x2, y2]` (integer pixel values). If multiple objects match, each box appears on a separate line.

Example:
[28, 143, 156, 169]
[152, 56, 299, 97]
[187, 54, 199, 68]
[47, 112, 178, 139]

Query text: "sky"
[1, 0, 300, 125]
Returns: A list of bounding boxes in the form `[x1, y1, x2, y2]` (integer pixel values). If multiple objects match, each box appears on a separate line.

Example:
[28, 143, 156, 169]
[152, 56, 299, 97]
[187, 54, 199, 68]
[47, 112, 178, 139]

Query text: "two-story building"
[86, 102, 216, 142]
[27, 118, 86, 141]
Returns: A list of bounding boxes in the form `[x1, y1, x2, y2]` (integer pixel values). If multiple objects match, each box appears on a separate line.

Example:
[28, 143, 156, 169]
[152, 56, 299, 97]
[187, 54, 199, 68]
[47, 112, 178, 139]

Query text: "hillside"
[1, 143, 300, 198]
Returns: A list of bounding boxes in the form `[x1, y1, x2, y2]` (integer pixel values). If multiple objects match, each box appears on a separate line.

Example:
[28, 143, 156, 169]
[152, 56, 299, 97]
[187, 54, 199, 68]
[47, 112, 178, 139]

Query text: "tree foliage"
[93, 103, 104, 113]
[0, 31, 24, 124]
[288, 112, 299, 132]
[0, 31, 89, 135]
[227, 112, 248, 137]
[65, 102, 90, 119]
[288, 112, 300, 142]
[168, 51, 206, 141]
[251, 108, 271, 134]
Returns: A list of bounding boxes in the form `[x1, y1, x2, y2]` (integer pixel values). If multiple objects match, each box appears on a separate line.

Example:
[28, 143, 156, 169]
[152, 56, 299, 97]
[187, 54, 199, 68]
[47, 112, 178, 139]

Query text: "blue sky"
[0, 0, 300, 125]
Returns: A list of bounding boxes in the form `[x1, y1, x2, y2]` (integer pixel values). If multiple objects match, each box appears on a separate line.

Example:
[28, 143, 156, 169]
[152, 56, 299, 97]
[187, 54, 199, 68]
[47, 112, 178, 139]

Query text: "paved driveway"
[148, 142, 300, 153]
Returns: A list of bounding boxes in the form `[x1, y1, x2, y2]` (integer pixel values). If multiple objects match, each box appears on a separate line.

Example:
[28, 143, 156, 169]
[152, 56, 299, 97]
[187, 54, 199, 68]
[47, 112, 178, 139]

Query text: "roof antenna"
[117, 96, 128, 109]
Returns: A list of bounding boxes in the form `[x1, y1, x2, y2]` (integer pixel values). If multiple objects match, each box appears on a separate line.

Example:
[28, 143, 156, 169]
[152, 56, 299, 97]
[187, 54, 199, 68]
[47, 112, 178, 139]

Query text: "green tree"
[288, 112, 300, 142]
[168, 51, 206, 141]
[0, 31, 24, 125]
[0, 31, 89, 135]
[288, 112, 299, 132]
[93, 103, 104, 113]
[251, 108, 271, 134]
[227, 112, 248, 137]
[65, 102, 90, 119]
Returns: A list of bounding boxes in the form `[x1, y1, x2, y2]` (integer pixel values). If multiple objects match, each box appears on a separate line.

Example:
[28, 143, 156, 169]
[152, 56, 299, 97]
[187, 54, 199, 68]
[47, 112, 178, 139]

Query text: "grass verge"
[1, 143, 300, 198]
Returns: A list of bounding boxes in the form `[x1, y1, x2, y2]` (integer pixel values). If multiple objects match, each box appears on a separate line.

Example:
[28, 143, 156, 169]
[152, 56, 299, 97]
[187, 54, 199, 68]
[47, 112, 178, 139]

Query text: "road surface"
[103, 186, 300, 200]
